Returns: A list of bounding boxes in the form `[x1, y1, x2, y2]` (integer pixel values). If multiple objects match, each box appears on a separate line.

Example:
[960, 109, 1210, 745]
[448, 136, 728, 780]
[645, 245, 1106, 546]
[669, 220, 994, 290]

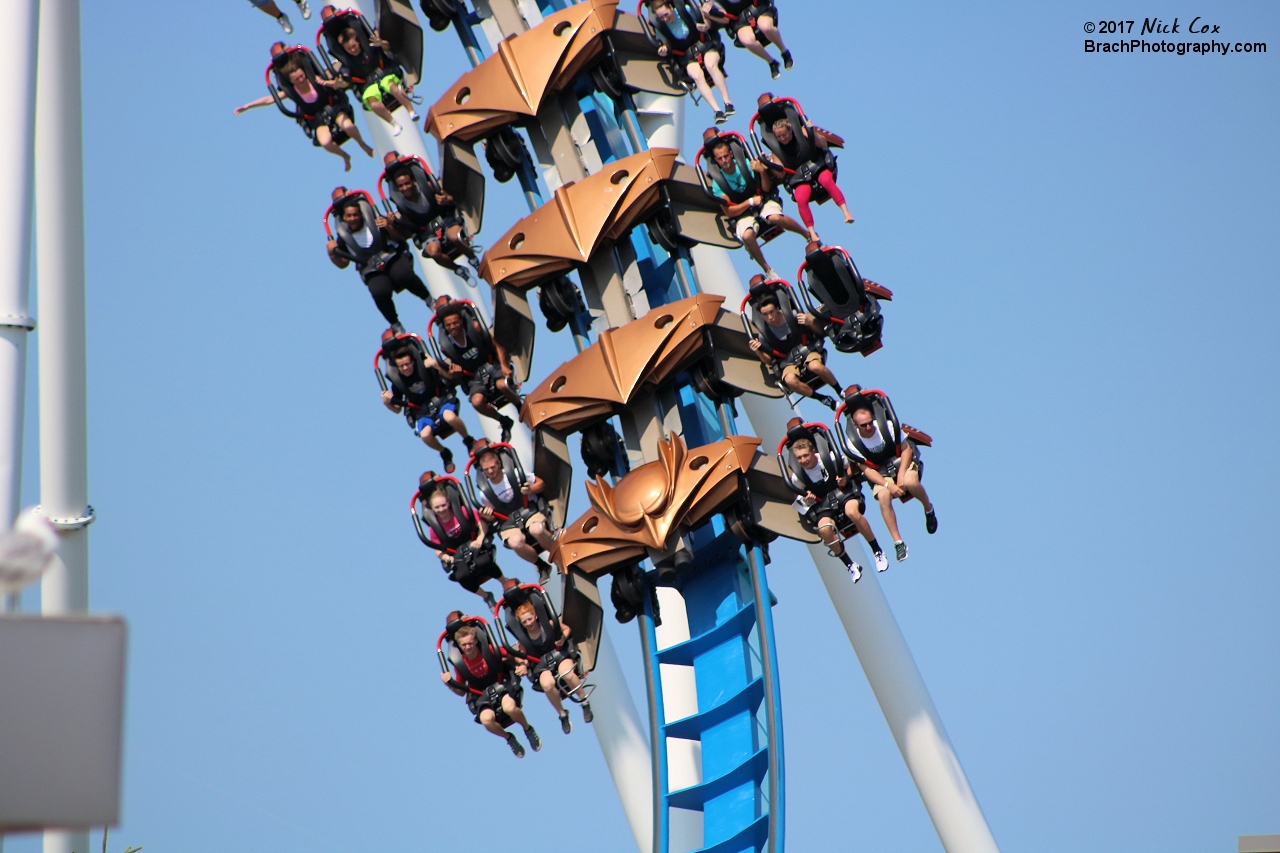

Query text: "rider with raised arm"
[234, 45, 375, 171]
[327, 189, 432, 333]
[702, 128, 807, 278]
[755, 93, 851, 242]
[747, 286, 842, 409]
[434, 299, 522, 441]
[441, 617, 540, 757]
[471, 443, 555, 584]
[510, 600, 594, 734]
[382, 153, 478, 279]
[702, 0, 792, 78]
[379, 331, 472, 471]
[320, 6, 419, 136]
[648, 0, 735, 124]
[789, 435, 886, 580]
[841, 389, 937, 563]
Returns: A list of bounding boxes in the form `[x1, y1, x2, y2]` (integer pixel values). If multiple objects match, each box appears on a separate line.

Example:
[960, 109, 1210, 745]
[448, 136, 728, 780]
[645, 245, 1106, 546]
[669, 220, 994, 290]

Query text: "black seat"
[799, 244, 890, 356]
[267, 44, 352, 145]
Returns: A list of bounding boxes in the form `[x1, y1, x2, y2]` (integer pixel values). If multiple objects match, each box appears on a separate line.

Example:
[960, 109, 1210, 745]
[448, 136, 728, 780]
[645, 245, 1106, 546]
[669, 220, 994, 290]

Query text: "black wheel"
[610, 562, 647, 624]
[591, 60, 626, 100]
[580, 421, 627, 479]
[419, 0, 457, 30]
[485, 127, 525, 184]
[646, 207, 683, 253]
[538, 276, 584, 333]
[689, 357, 743, 401]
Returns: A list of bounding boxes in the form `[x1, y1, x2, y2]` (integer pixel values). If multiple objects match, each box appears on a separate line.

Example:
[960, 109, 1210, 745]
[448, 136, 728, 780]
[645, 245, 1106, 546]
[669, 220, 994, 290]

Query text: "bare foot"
[342, 155, 352, 172]
[808, 228, 820, 242]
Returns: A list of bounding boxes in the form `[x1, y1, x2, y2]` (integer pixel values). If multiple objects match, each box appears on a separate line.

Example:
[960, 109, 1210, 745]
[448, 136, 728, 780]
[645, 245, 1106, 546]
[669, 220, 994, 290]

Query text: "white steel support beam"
[0, 0, 38, 550]
[35, 0, 92, 849]
[689, 241, 1001, 853]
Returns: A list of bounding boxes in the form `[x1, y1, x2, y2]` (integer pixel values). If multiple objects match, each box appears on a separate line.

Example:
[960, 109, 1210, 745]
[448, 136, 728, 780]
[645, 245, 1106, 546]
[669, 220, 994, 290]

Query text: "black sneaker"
[925, 509, 938, 534]
[462, 435, 476, 452]
[714, 110, 727, 125]
[536, 560, 552, 585]
[769, 60, 781, 79]
[440, 447, 455, 473]
[525, 726, 542, 752]
[814, 393, 839, 411]
[781, 50, 794, 69]
[499, 416, 514, 443]
[894, 541, 908, 562]
[507, 733, 525, 758]
[390, 322, 406, 335]
[582, 702, 594, 723]
[482, 590, 498, 609]
[559, 711, 572, 734]
[724, 102, 736, 117]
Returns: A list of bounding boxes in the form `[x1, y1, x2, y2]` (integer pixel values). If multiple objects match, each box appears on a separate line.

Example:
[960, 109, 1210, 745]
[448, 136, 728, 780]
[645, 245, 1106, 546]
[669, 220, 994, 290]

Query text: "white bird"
[0, 507, 60, 596]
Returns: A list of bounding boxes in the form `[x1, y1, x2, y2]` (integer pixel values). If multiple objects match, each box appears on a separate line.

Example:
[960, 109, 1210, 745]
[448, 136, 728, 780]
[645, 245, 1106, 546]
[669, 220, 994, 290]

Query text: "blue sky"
[7, 1, 1278, 851]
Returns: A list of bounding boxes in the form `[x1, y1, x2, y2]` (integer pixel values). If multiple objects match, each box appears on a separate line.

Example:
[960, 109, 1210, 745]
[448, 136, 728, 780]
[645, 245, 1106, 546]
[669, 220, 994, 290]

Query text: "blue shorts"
[416, 402, 458, 434]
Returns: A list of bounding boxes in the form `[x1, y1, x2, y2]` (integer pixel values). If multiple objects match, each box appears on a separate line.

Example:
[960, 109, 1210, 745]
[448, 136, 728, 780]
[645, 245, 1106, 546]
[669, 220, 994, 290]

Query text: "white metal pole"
[35, 0, 93, 849]
[689, 243, 1001, 853]
[0, 0, 39, 545]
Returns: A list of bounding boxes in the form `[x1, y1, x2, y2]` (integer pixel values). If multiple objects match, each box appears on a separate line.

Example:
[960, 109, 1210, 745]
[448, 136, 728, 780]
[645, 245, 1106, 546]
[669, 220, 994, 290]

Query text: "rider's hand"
[514, 663, 527, 677]
[326, 239, 338, 253]
[519, 483, 531, 495]
[804, 491, 818, 506]
[440, 673, 453, 684]
[797, 312, 813, 325]
[501, 363, 513, 379]
[380, 390, 393, 404]
[480, 506, 494, 520]
[375, 215, 388, 229]
[750, 159, 766, 173]
[889, 483, 906, 499]
[751, 195, 762, 208]
[657, 44, 669, 57]
[748, 339, 762, 351]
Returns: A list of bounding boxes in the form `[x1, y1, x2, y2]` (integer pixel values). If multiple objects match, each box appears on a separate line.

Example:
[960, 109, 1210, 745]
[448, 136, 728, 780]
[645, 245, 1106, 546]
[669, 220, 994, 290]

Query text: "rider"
[843, 391, 937, 563]
[702, 129, 807, 278]
[789, 436, 886, 580]
[383, 153, 478, 279]
[234, 46, 375, 171]
[327, 189, 432, 333]
[703, 0, 792, 78]
[441, 617, 540, 757]
[472, 443, 555, 584]
[747, 287, 842, 409]
[756, 93, 852, 242]
[321, 6, 419, 135]
[435, 299, 522, 441]
[380, 331, 473, 472]
[510, 600, 593, 734]
[648, 0, 734, 124]
[422, 478, 510, 606]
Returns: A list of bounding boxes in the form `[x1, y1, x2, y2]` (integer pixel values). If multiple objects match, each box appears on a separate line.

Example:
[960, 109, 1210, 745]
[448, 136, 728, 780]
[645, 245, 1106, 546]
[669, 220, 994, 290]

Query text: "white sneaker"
[276, 13, 293, 34]
[391, 123, 404, 137]
[765, 268, 780, 281]
[295, 0, 311, 19]
[849, 561, 862, 583]
[874, 550, 889, 572]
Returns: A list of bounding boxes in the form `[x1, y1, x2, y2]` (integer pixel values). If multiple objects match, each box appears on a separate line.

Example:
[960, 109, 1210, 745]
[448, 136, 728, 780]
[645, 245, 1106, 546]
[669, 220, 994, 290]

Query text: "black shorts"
[465, 362, 506, 400]
[449, 543, 500, 592]
[303, 102, 354, 141]
[467, 681, 523, 724]
[730, 2, 778, 43]
[686, 37, 726, 67]
[809, 488, 865, 523]
[529, 648, 579, 692]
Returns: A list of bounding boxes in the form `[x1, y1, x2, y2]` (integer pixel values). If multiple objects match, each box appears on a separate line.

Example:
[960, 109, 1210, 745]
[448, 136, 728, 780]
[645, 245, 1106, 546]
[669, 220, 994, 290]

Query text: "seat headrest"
[804, 240, 823, 256]
[701, 127, 721, 144]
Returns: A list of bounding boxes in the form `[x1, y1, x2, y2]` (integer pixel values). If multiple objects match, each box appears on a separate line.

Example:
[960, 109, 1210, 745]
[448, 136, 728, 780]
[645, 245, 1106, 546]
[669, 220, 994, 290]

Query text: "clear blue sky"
[7, 1, 1278, 851]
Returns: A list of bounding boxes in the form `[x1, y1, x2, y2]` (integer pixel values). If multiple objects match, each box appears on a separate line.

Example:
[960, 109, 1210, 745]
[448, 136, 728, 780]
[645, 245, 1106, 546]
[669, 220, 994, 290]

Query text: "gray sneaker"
[506, 733, 525, 758]
[894, 541, 908, 562]
[276, 13, 293, 34]
[559, 711, 572, 734]
[525, 726, 542, 752]
[295, 0, 311, 19]
[582, 702, 594, 723]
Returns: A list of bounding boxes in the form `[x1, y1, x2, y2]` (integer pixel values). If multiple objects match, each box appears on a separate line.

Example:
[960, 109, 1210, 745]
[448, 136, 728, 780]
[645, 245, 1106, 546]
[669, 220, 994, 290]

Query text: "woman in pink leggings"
[765, 114, 853, 242]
